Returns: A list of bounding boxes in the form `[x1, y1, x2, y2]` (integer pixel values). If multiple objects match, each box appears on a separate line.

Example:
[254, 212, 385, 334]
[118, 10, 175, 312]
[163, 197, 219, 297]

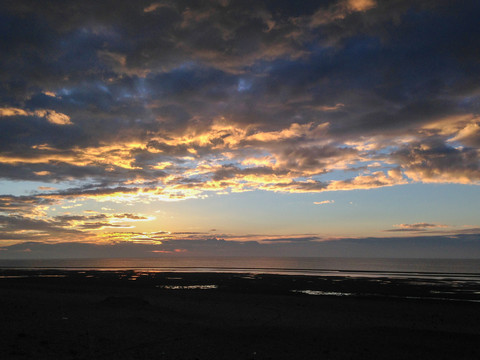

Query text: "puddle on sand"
[291, 290, 353, 296]
[159, 285, 218, 290]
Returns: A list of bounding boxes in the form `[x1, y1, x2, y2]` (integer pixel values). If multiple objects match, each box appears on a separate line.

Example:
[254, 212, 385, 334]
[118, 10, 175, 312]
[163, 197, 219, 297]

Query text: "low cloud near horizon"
[2, 233, 480, 259]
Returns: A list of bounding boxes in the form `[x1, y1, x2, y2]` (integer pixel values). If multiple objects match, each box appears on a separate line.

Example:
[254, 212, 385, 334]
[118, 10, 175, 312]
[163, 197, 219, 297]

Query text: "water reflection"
[160, 285, 218, 290]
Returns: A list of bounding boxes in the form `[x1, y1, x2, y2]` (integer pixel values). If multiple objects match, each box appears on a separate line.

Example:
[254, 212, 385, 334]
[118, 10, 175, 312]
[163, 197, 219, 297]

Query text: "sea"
[0, 257, 479, 280]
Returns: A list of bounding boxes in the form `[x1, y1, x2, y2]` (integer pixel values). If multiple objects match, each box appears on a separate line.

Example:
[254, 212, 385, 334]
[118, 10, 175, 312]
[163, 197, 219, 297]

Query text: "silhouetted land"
[1, 269, 479, 359]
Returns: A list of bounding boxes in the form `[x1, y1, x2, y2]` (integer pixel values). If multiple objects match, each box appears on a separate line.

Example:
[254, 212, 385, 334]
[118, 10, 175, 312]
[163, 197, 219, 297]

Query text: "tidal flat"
[1, 270, 479, 359]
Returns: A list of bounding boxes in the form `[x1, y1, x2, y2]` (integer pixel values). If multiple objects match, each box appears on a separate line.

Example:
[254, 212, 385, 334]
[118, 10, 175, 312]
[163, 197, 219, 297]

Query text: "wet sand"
[1, 270, 479, 359]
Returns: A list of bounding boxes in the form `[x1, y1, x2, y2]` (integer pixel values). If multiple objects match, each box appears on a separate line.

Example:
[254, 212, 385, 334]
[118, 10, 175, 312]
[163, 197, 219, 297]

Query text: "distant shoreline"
[1, 256, 480, 277]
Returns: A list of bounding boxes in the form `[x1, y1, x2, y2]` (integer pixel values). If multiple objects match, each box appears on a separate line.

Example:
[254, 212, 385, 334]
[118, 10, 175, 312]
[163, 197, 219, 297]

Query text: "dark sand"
[1, 270, 479, 359]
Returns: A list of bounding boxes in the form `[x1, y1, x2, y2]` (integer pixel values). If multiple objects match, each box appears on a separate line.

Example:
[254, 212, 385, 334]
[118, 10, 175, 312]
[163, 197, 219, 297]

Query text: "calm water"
[1, 257, 479, 279]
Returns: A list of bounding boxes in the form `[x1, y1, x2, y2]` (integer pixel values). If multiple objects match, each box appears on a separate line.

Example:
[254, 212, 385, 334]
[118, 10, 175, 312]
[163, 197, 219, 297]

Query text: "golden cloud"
[0, 107, 72, 125]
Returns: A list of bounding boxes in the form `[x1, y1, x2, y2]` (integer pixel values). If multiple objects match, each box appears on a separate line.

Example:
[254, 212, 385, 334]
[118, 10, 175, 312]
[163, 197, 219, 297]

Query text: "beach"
[1, 270, 480, 359]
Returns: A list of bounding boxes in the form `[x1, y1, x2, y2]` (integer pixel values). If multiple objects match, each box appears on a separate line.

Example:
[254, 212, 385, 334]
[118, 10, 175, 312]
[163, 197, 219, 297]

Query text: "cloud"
[0, 108, 72, 125]
[393, 140, 480, 184]
[449, 122, 480, 147]
[325, 170, 406, 191]
[347, 0, 376, 12]
[2, 232, 480, 258]
[1, 0, 480, 249]
[0, 210, 153, 243]
[0, 214, 87, 242]
[0, 108, 29, 116]
[314, 200, 334, 205]
[0, 195, 56, 215]
[258, 236, 320, 244]
[310, 0, 376, 27]
[143, 2, 171, 13]
[385, 223, 448, 232]
[1, 0, 479, 193]
[34, 110, 72, 125]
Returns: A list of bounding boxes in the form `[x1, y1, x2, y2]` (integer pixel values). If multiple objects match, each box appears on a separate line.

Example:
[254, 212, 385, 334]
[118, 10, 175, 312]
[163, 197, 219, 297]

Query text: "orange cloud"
[0, 107, 72, 125]
[310, 0, 376, 27]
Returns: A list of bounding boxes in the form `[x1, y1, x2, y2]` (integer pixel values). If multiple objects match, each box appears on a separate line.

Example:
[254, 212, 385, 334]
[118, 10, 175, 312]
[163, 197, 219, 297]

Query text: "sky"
[1, 0, 480, 258]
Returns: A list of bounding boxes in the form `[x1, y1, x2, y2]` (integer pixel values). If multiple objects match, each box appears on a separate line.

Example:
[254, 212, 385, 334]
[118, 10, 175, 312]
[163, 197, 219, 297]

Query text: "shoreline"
[1, 268, 480, 302]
